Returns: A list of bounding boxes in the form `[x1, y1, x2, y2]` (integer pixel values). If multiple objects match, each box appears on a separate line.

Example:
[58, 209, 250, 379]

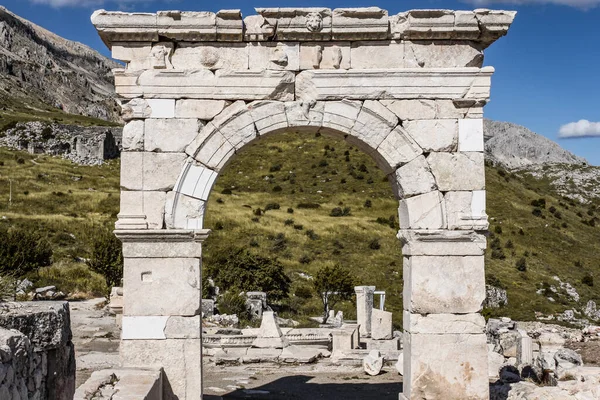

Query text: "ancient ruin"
[92, 7, 516, 399]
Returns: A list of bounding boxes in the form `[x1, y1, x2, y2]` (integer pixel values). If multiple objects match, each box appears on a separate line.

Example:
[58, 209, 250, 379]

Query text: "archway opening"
[200, 128, 404, 396]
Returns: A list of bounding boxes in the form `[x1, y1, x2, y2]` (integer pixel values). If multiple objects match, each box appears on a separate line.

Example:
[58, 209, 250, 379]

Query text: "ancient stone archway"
[93, 7, 515, 400]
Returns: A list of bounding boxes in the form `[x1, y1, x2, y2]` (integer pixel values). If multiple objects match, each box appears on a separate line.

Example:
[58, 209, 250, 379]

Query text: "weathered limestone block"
[216, 9, 243, 41]
[122, 98, 152, 121]
[445, 190, 488, 230]
[398, 191, 446, 230]
[396, 352, 404, 375]
[145, 119, 202, 152]
[243, 15, 276, 41]
[403, 255, 486, 314]
[404, 312, 485, 334]
[404, 119, 457, 152]
[248, 42, 300, 71]
[349, 100, 398, 151]
[116, 69, 295, 101]
[122, 120, 145, 151]
[403, 332, 489, 400]
[164, 316, 201, 339]
[295, 68, 493, 102]
[350, 41, 404, 69]
[121, 339, 200, 400]
[173, 161, 218, 201]
[363, 350, 384, 376]
[475, 9, 518, 46]
[91, 10, 159, 46]
[144, 152, 187, 191]
[355, 286, 376, 336]
[122, 316, 169, 340]
[285, 101, 325, 129]
[165, 191, 206, 229]
[332, 8, 389, 40]
[399, 230, 487, 257]
[371, 309, 393, 340]
[112, 42, 153, 71]
[458, 118, 484, 152]
[427, 152, 485, 191]
[156, 11, 216, 41]
[299, 42, 350, 70]
[332, 329, 354, 355]
[120, 152, 144, 190]
[0, 302, 75, 400]
[193, 131, 234, 171]
[148, 42, 174, 69]
[376, 126, 423, 171]
[321, 100, 362, 134]
[252, 311, 289, 349]
[395, 10, 455, 40]
[123, 257, 200, 316]
[517, 329, 533, 365]
[394, 155, 437, 198]
[249, 101, 288, 136]
[257, 8, 333, 41]
[381, 99, 481, 120]
[74, 369, 163, 400]
[404, 41, 484, 68]
[175, 99, 229, 120]
[146, 98, 175, 118]
[171, 42, 248, 70]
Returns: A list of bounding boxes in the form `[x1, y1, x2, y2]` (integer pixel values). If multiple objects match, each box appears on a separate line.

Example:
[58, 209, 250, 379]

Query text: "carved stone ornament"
[199, 47, 220, 68]
[150, 43, 174, 69]
[332, 45, 342, 69]
[270, 43, 288, 66]
[306, 12, 323, 32]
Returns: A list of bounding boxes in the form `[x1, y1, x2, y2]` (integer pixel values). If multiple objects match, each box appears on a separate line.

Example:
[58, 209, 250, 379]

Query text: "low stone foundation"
[0, 301, 76, 400]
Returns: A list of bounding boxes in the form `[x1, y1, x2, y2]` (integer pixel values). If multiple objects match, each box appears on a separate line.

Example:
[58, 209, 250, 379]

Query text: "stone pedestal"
[115, 229, 210, 400]
[355, 286, 376, 337]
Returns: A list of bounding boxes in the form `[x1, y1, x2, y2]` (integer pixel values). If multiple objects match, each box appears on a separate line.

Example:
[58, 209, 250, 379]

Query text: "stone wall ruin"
[92, 7, 516, 400]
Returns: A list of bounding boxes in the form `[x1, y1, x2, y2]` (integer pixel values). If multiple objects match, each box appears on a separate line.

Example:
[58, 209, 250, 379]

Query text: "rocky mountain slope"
[484, 119, 588, 169]
[0, 6, 121, 124]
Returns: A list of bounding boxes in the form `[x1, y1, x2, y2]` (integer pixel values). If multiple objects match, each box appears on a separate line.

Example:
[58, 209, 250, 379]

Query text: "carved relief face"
[306, 12, 323, 32]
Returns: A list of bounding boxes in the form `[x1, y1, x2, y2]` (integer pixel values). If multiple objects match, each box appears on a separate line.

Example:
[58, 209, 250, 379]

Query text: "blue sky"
[3, 0, 600, 165]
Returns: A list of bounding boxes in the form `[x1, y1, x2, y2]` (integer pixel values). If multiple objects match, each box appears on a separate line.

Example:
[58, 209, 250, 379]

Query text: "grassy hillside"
[0, 130, 598, 328]
[0, 146, 119, 297]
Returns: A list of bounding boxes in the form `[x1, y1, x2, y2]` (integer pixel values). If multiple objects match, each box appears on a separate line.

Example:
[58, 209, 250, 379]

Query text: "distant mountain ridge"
[0, 6, 121, 122]
[483, 119, 588, 169]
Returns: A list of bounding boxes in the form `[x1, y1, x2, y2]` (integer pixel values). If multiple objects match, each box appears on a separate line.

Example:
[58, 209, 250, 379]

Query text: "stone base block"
[74, 368, 163, 400]
[403, 332, 489, 400]
[120, 339, 201, 400]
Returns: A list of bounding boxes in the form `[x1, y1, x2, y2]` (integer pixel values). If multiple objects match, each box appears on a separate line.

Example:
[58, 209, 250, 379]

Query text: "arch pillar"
[399, 230, 488, 399]
[114, 229, 211, 398]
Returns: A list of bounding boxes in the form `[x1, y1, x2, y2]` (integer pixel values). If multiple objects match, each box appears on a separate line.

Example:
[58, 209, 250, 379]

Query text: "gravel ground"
[565, 340, 600, 366]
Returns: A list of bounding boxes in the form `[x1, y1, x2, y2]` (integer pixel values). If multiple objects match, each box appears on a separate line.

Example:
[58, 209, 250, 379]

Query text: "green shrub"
[297, 203, 321, 209]
[582, 274, 594, 287]
[494, 226, 503, 234]
[295, 284, 313, 299]
[369, 239, 381, 250]
[284, 219, 294, 226]
[205, 248, 290, 301]
[306, 230, 319, 240]
[516, 257, 527, 272]
[531, 198, 546, 209]
[364, 200, 372, 208]
[287, 208, 294, 214]
[265, 203, 280, 211]
[217, 291, 249, 320]
[0, 227, 53, 278]
[86, 228, 123, 297]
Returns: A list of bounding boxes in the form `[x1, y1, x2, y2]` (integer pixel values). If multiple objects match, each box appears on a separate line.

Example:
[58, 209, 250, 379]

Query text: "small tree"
[313, 265, 355, 323]
[87, 229, 123, 298]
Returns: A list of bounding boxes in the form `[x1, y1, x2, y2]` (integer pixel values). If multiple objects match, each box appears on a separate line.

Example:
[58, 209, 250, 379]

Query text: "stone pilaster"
[399, 230, 489, 400]
[114, 229, 210, 400]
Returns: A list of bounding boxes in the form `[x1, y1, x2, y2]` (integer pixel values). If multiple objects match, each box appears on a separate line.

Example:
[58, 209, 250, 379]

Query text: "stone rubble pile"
[0, 122, 122, 165]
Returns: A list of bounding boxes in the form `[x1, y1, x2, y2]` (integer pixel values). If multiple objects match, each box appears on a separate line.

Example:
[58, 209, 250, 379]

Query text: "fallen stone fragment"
[363, 350, 384, 376]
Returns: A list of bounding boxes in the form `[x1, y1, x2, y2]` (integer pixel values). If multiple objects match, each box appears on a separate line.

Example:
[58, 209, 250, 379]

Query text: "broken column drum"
[92, 7, 515, 400]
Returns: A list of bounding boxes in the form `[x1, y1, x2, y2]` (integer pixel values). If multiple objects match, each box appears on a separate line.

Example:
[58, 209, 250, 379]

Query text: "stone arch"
[165, 99, 462, 232]
[95, 6, 516, 400]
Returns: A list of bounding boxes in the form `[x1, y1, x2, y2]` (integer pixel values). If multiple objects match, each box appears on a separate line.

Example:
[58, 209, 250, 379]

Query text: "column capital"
[115, 229, 211, 258]
[398, 229, 486, 256]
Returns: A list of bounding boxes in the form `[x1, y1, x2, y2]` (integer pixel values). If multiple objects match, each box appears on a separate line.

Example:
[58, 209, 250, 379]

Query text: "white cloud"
[558, 120, 600, 138]
[464, 0, 600, 9]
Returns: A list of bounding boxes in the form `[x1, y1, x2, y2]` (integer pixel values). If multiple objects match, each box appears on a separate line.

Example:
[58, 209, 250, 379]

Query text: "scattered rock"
[363, 350, 384, 376]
